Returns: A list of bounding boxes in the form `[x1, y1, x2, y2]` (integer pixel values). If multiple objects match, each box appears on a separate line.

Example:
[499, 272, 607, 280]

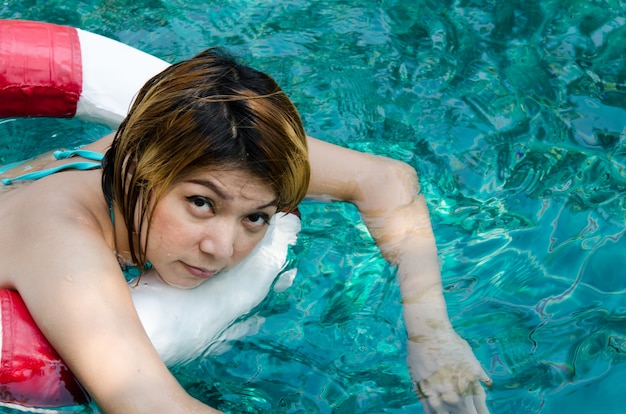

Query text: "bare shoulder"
[0, 169, 113, 289]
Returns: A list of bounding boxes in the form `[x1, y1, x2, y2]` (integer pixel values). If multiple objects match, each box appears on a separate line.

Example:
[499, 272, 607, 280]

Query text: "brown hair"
[102, 47, 309, 268]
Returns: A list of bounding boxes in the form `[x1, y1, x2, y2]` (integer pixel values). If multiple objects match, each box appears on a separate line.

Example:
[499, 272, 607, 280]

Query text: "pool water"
[1, 0, 625, 413]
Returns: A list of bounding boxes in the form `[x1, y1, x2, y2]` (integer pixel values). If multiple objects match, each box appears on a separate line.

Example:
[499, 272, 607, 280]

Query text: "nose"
[199, 219, 236, 260]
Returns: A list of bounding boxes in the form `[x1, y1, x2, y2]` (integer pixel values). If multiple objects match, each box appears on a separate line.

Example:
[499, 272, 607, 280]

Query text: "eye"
[186, 196, 214, 213]
[244, 212, 271, 229]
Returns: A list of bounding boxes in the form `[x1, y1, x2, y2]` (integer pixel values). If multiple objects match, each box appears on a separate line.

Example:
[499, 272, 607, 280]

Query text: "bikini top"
[1, 149, 103, 186]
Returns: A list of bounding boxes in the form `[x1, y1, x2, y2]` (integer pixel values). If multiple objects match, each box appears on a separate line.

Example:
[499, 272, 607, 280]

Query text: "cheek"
[231, 232, 267, 264]
[148, 204, 189, 249]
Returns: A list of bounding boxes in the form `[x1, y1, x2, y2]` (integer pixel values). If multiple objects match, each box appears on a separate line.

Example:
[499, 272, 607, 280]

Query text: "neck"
[110, 202, 134, 266]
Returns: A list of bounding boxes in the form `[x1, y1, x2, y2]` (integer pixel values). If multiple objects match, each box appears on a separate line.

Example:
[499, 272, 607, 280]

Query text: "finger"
[467, 379, 484, 396]
[439, 394, 479, 414]
[417, 379, 446, 414]
[416, 380, 434, 414]
[415, 380, 428, 400]
[472, 389, 489, 414]
[439, 388, 462, 407]
[456, 384, 488, 414]
[426, 393, 449, 414]
[482, 377, 493, 389]
[476, 367, 492, 386]
[439, 380, 489, 414]
[421, 400, 434, 414]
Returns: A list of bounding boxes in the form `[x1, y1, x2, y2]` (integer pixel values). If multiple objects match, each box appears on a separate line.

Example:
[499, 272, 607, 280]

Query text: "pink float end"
[0, 289, 90, 407]
[0, 20, 82, 118]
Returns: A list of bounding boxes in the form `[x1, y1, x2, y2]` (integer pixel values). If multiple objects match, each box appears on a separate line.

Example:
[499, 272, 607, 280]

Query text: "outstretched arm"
[306, 136, 491, 413]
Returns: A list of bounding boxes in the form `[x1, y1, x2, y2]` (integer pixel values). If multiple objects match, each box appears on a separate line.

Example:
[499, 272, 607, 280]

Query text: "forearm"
[96, 386, 221, 414]
[15, 224, 220, 414]
[354, 172, 455, 338]
[393, 218, 453, 335]
[307, 136, 452, 328]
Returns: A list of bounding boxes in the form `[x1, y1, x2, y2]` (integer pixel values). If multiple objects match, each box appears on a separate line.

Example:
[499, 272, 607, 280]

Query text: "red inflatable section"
[0, 290, 90, 407]
[0, 20, 82, 118]
[0, 20, 89, 408]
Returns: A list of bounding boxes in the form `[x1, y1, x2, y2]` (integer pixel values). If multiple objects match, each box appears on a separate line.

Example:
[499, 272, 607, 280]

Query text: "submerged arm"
[306, 136, 490, 413]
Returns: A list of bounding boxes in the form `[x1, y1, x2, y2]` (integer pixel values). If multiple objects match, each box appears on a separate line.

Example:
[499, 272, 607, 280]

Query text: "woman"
[0, 48, 489, 413]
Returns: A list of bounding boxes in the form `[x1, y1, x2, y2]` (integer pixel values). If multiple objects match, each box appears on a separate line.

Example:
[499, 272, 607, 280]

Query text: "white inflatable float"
[0, 19, 300, 409]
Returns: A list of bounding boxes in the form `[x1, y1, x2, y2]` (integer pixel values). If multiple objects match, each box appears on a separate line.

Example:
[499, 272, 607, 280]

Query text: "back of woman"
[0, 165, 112, 289]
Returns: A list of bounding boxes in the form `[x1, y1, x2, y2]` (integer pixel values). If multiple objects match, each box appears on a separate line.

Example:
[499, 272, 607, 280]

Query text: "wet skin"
[144, 169, 278, 289]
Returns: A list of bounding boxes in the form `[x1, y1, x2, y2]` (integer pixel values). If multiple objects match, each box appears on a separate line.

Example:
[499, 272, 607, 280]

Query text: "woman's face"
[144, 168, 278, 289]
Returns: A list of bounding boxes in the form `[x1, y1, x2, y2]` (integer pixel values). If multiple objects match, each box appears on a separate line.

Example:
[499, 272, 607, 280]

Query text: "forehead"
[180, 167, 277, 201]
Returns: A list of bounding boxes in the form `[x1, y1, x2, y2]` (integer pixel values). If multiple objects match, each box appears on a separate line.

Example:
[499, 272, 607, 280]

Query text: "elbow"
[354, 156, 421, 209]
[387, 158, 421, 194]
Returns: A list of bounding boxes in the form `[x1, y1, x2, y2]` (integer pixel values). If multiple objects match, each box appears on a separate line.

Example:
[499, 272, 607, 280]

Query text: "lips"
[181, 262, 217, 280]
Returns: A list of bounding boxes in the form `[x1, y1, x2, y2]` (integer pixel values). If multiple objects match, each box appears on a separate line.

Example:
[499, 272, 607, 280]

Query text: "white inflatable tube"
[131, 213, 300, 365]
[75, 28, 170, 126]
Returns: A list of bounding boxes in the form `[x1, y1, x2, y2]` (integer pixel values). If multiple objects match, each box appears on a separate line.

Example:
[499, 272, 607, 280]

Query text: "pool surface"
[1, 0, 625, 413]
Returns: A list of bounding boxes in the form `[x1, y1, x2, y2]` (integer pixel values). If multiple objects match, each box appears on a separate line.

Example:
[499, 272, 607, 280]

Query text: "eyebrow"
[188, 178, 279, 210]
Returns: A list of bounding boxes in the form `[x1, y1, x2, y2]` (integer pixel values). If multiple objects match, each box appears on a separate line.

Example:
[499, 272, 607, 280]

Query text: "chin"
[175, 280, 206, 289]
[158, 274, 205, 290]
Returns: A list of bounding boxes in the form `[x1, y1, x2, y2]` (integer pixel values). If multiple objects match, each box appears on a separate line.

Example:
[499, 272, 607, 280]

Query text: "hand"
[407, 330, 491, 413]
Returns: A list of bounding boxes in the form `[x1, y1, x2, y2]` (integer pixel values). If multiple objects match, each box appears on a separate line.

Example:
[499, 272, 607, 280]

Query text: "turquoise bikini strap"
[1, 161, 102, 185]
[1, 148, 104, 186]
[53, 149, 104, 162]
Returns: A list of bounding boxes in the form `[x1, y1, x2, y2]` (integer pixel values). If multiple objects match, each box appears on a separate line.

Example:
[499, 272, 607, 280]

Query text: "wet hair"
[101, 47, 310, 268]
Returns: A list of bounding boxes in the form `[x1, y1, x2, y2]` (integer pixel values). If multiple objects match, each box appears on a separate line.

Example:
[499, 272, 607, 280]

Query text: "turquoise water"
[1, 0, 626, 413]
